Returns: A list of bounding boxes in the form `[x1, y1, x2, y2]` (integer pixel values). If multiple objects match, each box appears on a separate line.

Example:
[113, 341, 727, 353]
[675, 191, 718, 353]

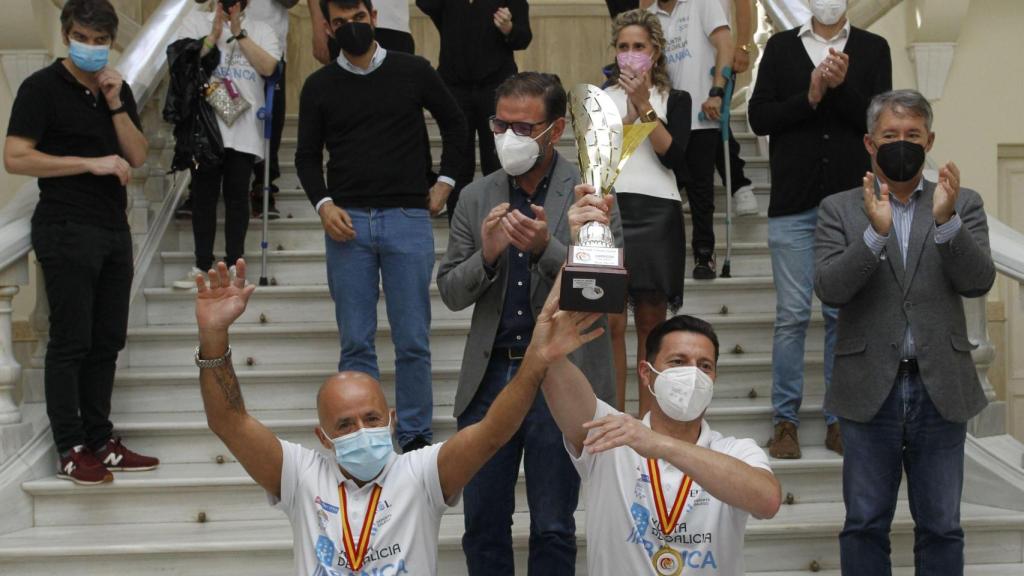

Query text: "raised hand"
[863, 172, 892, 236]
[481, 202, 512, 265]
[821, 48, 849, 89]
[89, 155, 132, 186]
[526, 274, 605, 364]
[501, 205, 549, 256]
[227, 3, 244, 37]
[96, 68, 124, 109]
[618, 67, 651, 119]
[493, 7, 513, 35]
[569, 184, 615, 241]
[196, 259, 256, 334]
[808, 66, 827, 108]
[933, 161, 960, 225]
[209, 3, 227, 44]
[583, 412, 663, 457]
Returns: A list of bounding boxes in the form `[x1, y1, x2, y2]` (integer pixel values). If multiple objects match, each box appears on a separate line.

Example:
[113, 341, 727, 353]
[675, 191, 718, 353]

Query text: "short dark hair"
[61, 0, 119, 40]
[495, 72, 567, 122]
[321, 0, 375, 20]
[645, 315, 720, 365]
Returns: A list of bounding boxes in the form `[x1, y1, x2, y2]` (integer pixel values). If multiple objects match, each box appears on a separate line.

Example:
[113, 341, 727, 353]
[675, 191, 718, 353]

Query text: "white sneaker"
[682, 201, 691, 213]
[172, 267, 203, 290]
[733, 185, 759, 217]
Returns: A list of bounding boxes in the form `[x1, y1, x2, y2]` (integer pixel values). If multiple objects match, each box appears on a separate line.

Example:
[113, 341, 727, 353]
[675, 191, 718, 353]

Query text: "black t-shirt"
[7, 59, 142, 230]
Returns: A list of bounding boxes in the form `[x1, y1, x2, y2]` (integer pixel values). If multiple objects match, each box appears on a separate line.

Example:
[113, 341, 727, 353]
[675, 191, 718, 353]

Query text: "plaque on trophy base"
[561, 244, 629, 313]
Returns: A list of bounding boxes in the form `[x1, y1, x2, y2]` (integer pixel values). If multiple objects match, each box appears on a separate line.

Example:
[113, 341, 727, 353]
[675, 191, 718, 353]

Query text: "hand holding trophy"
[560, 84, 657, 313]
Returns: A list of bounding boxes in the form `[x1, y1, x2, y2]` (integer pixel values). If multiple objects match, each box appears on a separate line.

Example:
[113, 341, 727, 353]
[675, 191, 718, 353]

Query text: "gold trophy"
[560, 84, 657, 313]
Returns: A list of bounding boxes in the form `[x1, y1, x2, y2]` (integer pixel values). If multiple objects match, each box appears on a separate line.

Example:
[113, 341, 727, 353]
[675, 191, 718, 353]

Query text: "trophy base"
[560, 246, 628, 314]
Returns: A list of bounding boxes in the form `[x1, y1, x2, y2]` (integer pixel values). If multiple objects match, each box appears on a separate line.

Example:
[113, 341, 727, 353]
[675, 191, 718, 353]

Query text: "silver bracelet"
[194, 345, 232, 369]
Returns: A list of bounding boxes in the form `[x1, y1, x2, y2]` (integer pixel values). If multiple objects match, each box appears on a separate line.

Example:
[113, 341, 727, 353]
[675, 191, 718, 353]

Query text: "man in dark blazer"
[748, 1, 891, 459]
[815, 89, 995, 574]
[437, 72, 621, 575]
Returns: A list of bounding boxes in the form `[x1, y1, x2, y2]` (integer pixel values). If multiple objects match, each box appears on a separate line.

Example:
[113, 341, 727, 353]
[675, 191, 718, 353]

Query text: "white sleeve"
[253, 21, 283, 62]
[409, 443, 454, 511]
[267, 439, 320, 513]
[563, 400, 620, 480]
[701, 0, 731, 37]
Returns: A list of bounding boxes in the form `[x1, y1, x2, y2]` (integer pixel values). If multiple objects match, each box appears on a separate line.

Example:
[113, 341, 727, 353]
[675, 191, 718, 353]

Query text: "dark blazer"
[748, 26, 891, 218]
[814, 181, 996, 423]
[437, 155, 623, 417]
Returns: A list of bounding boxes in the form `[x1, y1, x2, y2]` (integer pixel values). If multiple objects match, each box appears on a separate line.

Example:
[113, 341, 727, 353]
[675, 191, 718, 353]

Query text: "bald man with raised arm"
[193, 259, 603, 576]
[542, 314, 780, 576]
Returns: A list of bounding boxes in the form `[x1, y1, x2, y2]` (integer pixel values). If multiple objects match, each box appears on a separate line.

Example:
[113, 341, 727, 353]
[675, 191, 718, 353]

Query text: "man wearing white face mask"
[541, 314, 781, 575]
[437, 72, 623, 574]
[194, 260, 606, 576]
[748, 0, 891, 459]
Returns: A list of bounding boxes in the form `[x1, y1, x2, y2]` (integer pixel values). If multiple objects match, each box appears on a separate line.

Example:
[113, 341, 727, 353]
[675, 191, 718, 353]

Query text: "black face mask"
[336, 22, 375, 57]
[874, 140, 926, 183]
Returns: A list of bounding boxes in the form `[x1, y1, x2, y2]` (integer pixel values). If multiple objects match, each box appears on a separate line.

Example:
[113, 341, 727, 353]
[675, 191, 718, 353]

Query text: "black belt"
[897, 358, 919, 375]
[493, 346, 527, 360]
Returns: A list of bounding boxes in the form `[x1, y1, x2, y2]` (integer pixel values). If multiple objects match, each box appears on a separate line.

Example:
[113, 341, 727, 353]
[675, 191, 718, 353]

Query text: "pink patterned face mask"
[616, 51, 653, 76]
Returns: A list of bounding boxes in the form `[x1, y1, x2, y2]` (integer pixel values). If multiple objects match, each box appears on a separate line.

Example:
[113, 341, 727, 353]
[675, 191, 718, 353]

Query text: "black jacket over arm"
[748, 26, 891, 217]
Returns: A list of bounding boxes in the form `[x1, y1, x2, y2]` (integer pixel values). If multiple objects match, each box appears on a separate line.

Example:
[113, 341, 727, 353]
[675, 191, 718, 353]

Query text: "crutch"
[699, 65, 737, 278]
[257, 62, 283, 287]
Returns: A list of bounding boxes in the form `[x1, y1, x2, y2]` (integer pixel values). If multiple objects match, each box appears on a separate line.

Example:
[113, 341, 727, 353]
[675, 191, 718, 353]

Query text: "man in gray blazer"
[814, 89, 995, 575]
[437, 72, 621, 575]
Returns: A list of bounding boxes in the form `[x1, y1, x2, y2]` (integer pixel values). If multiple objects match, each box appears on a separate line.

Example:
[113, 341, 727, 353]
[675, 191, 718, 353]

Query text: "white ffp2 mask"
[647, 363, 714, 422]
[495, 123, 554, 176]
[810, 0, 847, 26]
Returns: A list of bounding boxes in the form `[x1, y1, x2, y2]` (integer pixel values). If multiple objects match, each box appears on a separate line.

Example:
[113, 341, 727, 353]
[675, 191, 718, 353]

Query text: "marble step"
[143, 275, 803, 324]
[100, 396, 831, 465]
[121, 314, 827, 369]
[0, 502, 1020, 575]
[108, 353, 826, 415]
[22, 444, 847, 528]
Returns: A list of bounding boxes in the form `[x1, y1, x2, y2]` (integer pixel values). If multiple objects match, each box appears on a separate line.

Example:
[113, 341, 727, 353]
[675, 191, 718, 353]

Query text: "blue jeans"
[325, 207, 435, 446]
[839, 372, 967, 575]
[457, 354, 580, 576]
[768, 207, 838, 426]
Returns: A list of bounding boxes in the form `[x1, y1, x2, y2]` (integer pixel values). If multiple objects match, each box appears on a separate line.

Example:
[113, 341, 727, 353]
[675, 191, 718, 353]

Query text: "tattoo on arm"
[208, 360, 246, 413]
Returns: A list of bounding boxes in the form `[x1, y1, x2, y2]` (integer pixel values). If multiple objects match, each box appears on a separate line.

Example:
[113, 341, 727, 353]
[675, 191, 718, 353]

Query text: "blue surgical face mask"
[326, 418, 395, 482]
[68, 40, 110, 73]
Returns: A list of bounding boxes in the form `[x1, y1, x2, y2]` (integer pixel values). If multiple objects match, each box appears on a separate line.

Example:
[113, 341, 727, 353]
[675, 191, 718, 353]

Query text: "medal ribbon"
[338, 483, 383, 572]
[647, 458, 693, 536]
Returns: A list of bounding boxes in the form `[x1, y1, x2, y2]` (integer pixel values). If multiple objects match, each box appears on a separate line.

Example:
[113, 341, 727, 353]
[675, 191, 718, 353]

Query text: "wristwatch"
[227, 29, 248, 43]
[194, 345, 232, 369]
[641, 108, 658, 123]
[709, 86, 726, 99]
[738, 43, 752, 54]
[109, 104, 127, 116]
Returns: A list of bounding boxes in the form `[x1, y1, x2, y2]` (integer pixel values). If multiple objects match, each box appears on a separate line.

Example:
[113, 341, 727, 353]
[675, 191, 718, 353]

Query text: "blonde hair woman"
[604, 9, 692, 415]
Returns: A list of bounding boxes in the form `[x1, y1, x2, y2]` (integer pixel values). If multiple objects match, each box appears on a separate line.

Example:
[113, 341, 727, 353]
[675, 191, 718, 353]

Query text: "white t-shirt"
[269, 440, 454, 576]
[177, 11, 282, 160]
[605, 86, 680, 202]
[649, 0, 730, 131]
[567, 401, 772, 576]
[375, 0, 411, 33]
[245, 0, 291, 61]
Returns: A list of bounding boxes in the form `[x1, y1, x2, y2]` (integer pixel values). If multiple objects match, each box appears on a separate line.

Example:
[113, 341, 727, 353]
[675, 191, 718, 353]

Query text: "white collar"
[650, 0, 682, 17]
[798, 18, 851, 43]
[337, 42, 387, 76]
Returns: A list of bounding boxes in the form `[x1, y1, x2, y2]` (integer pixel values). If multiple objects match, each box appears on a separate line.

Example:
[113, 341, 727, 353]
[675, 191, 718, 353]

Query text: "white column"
[0, 286, 23, 425]
[966, 295, 1007, 437]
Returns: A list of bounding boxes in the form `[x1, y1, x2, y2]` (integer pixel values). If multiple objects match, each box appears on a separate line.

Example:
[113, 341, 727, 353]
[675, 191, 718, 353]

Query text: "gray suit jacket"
[814, 180, 996, 423]
[437, 155, 623, 417]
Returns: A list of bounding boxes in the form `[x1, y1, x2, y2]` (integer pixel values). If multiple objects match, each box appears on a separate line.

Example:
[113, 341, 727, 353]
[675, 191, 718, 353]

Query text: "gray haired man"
[814, 89, 995, 574]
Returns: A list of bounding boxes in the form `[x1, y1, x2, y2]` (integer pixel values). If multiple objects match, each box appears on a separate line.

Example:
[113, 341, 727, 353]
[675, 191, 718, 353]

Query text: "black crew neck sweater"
[295, 51, 467, 210]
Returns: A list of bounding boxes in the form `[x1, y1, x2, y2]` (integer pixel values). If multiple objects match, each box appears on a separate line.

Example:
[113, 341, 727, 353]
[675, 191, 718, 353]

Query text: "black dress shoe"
[401, 436, 432, 454]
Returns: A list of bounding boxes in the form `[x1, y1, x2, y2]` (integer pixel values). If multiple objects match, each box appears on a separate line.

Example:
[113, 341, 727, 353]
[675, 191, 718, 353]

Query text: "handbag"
[204, 44, 251, 126]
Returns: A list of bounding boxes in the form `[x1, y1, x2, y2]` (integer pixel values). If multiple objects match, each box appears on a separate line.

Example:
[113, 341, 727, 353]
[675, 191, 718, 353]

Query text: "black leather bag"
[164, 38, 225, 172]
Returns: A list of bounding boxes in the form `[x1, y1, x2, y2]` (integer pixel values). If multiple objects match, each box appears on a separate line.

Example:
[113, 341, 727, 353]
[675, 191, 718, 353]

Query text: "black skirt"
[618, 192, 686, 312]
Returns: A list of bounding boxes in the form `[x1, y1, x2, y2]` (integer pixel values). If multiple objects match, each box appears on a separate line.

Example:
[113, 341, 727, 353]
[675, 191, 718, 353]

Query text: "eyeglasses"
[490, 116, 549, 137]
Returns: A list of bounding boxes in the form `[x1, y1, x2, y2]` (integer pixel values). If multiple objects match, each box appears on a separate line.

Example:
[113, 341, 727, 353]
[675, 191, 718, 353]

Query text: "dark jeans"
[683, 128, 720, 257]
[447, 83, 502, 218]
[252, 60, 286, 195]
[715, 129, 751, 194]
[191, 149, 255, 270]
[457, 353, 579, 576]
[32, 221, 133, 453]
[839, 372, 967, 576]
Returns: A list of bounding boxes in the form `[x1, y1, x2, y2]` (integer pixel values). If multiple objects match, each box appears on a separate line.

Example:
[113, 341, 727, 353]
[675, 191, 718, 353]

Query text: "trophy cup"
[560, 84, 657, 313]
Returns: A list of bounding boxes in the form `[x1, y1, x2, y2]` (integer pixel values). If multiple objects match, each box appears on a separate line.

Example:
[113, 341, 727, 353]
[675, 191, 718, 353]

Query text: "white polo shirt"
[270, 440, 454, 576]
[567, 400, 771, 576]
[648, 0, 730, 131]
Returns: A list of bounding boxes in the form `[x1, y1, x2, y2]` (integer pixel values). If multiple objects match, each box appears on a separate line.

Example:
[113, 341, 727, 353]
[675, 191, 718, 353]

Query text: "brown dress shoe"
[768, 422, 802, 459]
[825, 422, 844, 456]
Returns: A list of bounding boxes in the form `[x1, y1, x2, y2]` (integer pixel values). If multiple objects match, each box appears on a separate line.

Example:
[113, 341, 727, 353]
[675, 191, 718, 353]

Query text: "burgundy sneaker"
[94, 437, 160, 472]
[57, 446, 113, 485]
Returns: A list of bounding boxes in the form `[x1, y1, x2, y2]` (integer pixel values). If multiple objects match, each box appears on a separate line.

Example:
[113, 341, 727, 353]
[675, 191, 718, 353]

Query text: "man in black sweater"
[416, 0, 532, 218]
[748, 0, 891, 460]
[295, 0, 468, 453]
